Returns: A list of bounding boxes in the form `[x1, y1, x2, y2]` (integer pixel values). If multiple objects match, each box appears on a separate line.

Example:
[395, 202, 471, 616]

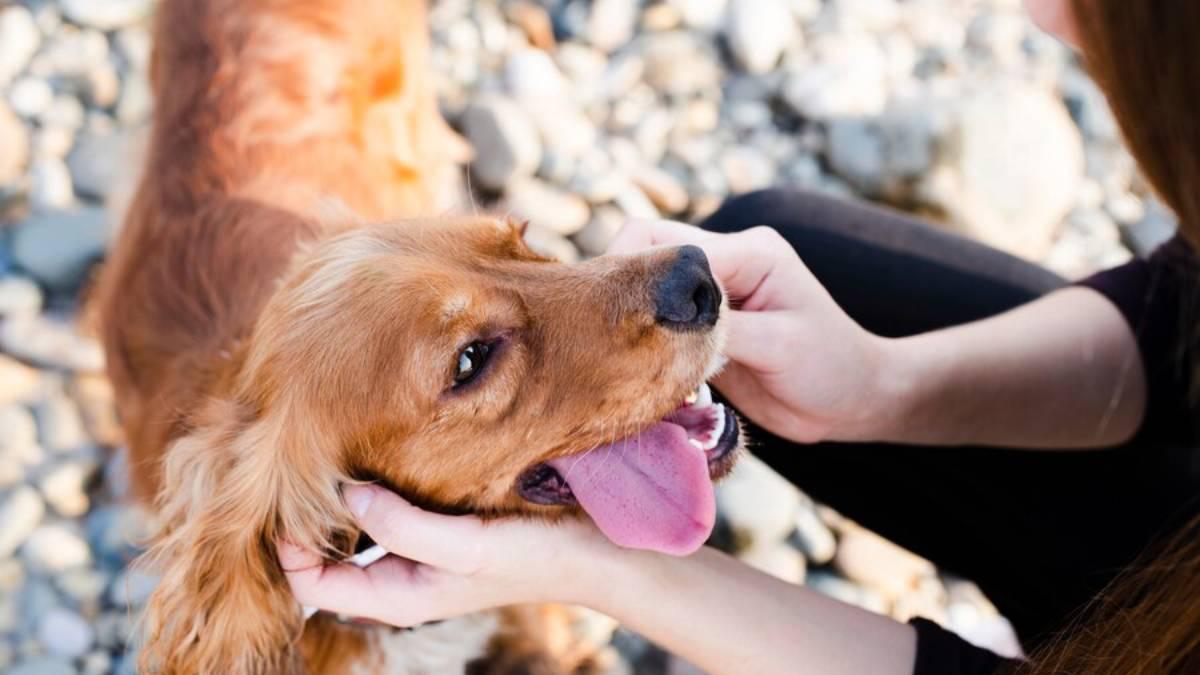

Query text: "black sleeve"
[910, 618, 1014, 675]
[1075, 234, 1198, 445]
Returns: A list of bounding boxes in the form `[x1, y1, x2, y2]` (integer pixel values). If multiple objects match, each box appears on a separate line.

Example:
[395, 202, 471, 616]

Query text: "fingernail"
[344, 485, 375, 518]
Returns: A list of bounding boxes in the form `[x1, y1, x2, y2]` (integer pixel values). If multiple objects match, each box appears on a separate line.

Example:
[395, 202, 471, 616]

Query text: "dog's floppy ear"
[137, 398, 350, 674]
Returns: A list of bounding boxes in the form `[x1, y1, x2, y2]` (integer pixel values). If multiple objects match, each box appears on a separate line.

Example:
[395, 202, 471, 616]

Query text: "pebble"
[60, 0, 153, 30]
[522, 225, 581, 264]
[0, 102, 29, 187]
[0, 6, 40, 87]
[782, 34, 889, 120]
[28, 158, 76, 211]
[108, 568, 158, 609]
[640, 32, 722, 97]
[792, 502, 837, 565]
[807, 570, 888, 614]
[587, 0, 638, 53]
[55, 567, 108, 607]
[461, 95, 542, 191]
[0, 357, 41, 406]
[740, 542, 807, 584]
[69, 375, 121, 449]
[715, 454, 802, 552]
[0, 276, 43, 318]
[22, 524, 92, 573]
[573, 205, 626, 256]
[834, 526, 937, 601]
[39, 460, 94, 517]
[719, 146, 776, 194]
[38, 607, 95, 659]
[11, 208, 110, 291]
[631, 165, 690, 214]
[0, 314, 105, 373]
[9, 77, 55, 119]
[1123, 200, 1177, 257]
[504, 177, 591, 236]
[7, 656, 77, 675]
[67, 132, 131, 200]
[726, 0, 796, 74]
[0, 486, 46, 558]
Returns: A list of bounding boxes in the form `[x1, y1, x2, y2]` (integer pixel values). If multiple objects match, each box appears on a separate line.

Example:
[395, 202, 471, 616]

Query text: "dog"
[92, 0, 742, 672]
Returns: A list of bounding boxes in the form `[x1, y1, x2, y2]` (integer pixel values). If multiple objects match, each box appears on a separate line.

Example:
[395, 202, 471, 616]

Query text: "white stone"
[632, 164, 689, 214]
[38, 95, 85, 131]
[573, 206, 627, 257]
[0, 357, 41, 406]
[668, 0, 729, 31]
[587, 0, 638, 53]
[23, 524, 92, 573]
[720, 146, 776, 194]
[11, 208, 111, 291]
[782, 34, 889, 120]
[0, 277, 43, 318]
[505, 48, 570, 101]
[792, 502, 837, 565]
[826, 118, 886, 195]
[834, 526, 937, 601]
[715, 454, 801, 551]
[0, 6, 39, 86]
[0, 315, 105, 373]
[726, 0, 796, 74]
[640, 31, 722, 97]
[740, 542, 806, 584]
[522, 225, 580, 264]
[39, 461, 93, 517]
[0, 486, 45, 557]
[461, 95, 542, 191]
[504, 177, 591, 236]
[29, 157, 75, 211]
[61, 0, 153, 30]
[38, 607, 95, 659]
[921, 81, 1084, 259]
[7, 77, 53, 118]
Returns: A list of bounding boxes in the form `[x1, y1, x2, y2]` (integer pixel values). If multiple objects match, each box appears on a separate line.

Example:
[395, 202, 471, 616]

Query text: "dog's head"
[140, 216, 741, 672]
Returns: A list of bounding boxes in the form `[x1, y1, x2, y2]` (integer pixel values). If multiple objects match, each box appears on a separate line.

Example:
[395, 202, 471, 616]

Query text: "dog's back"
[94, 0, 462, 498]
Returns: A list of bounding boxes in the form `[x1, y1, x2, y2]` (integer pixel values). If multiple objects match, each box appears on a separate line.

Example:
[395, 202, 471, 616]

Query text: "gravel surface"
[0, 0, 1171, 672]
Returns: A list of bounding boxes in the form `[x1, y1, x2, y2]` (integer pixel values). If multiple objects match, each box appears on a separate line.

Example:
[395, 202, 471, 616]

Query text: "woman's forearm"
[859, 287, 1145, 449]
[585, 546, 916, 675]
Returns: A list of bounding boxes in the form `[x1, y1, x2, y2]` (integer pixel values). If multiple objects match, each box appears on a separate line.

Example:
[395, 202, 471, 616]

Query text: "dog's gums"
[517, 383, 741, 555]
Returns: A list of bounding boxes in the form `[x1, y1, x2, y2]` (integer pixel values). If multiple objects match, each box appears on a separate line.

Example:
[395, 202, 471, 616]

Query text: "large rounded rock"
[0, 6, 39, 86]
[11, 207, 110, 291]
[461, 96, 541, 191]
[725, 0, 796, 74]
[921, 81, 1084, 259]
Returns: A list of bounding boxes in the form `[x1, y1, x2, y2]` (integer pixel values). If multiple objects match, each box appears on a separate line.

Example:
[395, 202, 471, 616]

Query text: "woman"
[282, 1, 1200, 673]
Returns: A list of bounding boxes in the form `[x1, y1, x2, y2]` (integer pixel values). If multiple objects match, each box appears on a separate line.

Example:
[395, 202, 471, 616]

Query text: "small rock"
[715, 454, 802, 551]
[61, 0, 153, 30]
[725, 0, 796, 74]
[826, 118, 886, 195]
[669, 0, 728, 31]
[631, 165, 689, 214]
[0, 556, 25, 592]
[720, 146, 776, 194]
[0, 486, 45, 557]
[7, 656, 76, 675]
[0, 404, 39, 460]
[573, 206, 626, 256]
[0, 6, 40, 87]
[35, 378, 89, 453]
[38, 608, 95, 659]
[0, 357, 41, 405]
[834, 526, 937, 601]
[740, 542, 806, 584]
[108, 568, 159, 609]
[587, 0, 638, 53]
[86, 505, 148, 567]
[81, 651, 111, 675]
[782, 34, 889, 120]
[11, 208, 110, 291]
[791, 502, 837, 565]
[39, 461, 94, 517]
[461, 95, 542, 191]
[69, 375, 121, 448]
[0, 314, 105, 373]
[38, 96, 85, 132]
[0, 276, 43, 318]
[34, 126, 76, 160]
[504, 1, 556, 51]
[67, 131, 131, 200]
[640, 32, 722, 97]
[891, 575, 948, 624]
[29, 157, 75, 211]
[505, 177, 591, 236]
[0, 102, 29, 187]
[807, 570, 888, 614]
[505, 48, 570, 101]
[116, 74, 151, 124]
[523, 225, 581, 264]
[22, 525, 92, 573]
[81, 62, 120, 109]
[613, 181, 660, 219]
[8, 77, 54, 118]
[1122, 200, 1177, 257]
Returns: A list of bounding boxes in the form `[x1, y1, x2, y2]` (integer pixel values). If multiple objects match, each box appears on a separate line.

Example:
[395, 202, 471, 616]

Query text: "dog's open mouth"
[516, 383, 740, 555]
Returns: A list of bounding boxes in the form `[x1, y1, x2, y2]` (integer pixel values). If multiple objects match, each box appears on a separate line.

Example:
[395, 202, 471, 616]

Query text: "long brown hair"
[1008, 2, 1200, 673]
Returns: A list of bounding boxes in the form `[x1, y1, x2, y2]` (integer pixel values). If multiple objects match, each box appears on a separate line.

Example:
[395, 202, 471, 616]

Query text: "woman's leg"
[700, 189, 1200, 646]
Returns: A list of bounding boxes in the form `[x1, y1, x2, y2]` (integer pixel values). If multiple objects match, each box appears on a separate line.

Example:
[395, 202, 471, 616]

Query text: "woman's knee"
[698, 188, 839, 236]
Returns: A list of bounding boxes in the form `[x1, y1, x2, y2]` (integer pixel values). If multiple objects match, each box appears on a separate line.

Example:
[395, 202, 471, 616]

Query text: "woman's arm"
[858, 286, 1146, 448]
[600, 546, 916, 675]
[281, 485, 917, 675]
[608, 220, 1146, 450]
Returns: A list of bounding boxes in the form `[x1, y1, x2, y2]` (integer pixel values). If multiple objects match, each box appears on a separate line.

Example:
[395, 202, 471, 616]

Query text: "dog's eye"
[454, 341, 491, 386]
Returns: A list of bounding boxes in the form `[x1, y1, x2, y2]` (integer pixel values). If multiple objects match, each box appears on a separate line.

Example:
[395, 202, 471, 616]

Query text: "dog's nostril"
[654, 245, 722, 331]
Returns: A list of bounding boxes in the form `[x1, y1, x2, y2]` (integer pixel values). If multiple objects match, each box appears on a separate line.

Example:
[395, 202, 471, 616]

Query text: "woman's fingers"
[342, 484, 490, 574]
[279, 546, 445, 625]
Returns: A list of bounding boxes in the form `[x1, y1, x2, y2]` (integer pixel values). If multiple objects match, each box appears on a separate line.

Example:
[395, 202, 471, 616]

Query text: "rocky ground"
[0, 0, 1178, 673]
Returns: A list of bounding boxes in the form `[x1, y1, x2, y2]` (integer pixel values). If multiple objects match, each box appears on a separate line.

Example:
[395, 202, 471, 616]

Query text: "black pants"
[700, 189, 1200, 648]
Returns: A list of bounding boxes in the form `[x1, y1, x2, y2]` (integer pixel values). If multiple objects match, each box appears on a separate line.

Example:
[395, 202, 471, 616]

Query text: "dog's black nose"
[654, 245, 721, 330]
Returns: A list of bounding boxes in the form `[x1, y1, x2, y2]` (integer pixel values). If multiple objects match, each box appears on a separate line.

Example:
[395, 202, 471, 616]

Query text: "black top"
[910, 235, 1198, 674]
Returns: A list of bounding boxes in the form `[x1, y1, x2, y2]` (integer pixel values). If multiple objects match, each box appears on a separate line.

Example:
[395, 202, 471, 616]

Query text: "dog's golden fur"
[94, 0, 725, 672]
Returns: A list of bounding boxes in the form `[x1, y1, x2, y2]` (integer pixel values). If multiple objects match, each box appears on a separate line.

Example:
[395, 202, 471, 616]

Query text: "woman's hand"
[609, 219, 890, 444]
[278, 484, 617, 626]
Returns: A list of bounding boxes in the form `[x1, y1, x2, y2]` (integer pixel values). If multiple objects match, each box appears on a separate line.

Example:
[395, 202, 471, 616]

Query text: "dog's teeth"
[695, 383, 713, 407]
[702, 404, 726, 450]
[688, 438, 704, 450]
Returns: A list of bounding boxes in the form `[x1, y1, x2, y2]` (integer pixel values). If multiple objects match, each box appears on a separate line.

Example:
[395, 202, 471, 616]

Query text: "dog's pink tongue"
[548, 422, 714, 556]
